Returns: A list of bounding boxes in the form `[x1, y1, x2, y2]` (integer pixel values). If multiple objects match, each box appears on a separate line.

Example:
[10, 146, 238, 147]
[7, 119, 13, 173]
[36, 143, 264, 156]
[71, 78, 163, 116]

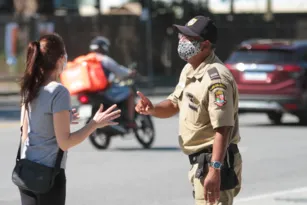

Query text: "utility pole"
[93, 0, 101, 35]
[143, 0, 153, 87]
[264, 0, 273, 21]
[227, 0, 234, 21]
[230, 0, 234, 15]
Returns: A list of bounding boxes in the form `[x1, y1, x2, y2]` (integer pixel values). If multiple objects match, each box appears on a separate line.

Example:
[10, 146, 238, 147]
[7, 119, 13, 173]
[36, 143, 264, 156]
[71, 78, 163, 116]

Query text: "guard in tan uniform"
[135, 16, 242, 205]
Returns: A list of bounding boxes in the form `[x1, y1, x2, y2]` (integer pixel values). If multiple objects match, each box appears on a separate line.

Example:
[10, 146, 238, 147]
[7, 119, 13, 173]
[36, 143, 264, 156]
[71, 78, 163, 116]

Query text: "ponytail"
[20, 41, 45, 109]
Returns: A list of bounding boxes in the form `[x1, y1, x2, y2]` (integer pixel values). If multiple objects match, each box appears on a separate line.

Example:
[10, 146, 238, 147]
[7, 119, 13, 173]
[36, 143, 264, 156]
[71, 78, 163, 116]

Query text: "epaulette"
[207, 67, 221, 80]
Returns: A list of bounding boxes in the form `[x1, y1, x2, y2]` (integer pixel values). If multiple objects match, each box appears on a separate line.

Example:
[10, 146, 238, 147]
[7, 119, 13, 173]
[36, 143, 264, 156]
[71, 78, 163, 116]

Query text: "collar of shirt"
[186, 52, 216, 80]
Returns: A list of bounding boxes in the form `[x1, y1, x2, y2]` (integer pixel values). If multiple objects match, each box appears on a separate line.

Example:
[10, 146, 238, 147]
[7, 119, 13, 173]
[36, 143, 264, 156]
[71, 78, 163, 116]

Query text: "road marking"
[235, 187, 307, 203]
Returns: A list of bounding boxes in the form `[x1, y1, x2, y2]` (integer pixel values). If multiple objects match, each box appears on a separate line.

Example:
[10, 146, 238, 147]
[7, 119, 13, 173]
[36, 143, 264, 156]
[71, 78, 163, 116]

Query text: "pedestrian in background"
[12, 33, 121, 205]
[135, 16, 242, 205]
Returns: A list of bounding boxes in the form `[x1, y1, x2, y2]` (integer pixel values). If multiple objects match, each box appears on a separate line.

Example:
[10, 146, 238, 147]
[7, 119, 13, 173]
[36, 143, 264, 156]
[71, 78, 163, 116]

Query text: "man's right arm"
[151, 99, 179, 118]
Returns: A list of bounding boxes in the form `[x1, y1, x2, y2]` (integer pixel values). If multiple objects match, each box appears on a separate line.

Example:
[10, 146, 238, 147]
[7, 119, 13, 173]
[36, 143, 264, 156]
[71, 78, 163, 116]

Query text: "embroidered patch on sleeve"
[208, 83, 227, 91]
[207, 67, 221, 80]
[214, 90, 227, 107]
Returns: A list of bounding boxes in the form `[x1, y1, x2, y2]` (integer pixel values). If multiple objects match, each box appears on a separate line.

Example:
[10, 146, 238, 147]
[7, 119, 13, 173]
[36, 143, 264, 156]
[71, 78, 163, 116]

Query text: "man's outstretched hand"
[135, 91, 154, 115]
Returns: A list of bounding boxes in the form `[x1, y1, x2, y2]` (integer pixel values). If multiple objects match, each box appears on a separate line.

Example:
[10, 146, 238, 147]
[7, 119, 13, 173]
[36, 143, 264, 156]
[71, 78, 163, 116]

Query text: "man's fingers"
[135, 101, 146, 112]
[135, 107, 140, 113]
[140, 111, 149, 115]
[145, 106, 153, 112]
[137, 91, 149, 103]
[205, 186, 219, 204]
[137, 91, 146, 99]
[135, 106, 143, 113]
[209, 191, 218, 204]
[204, 186, 208, 201]
[141, 99, 147, 106]
[216, 190, 220, 201]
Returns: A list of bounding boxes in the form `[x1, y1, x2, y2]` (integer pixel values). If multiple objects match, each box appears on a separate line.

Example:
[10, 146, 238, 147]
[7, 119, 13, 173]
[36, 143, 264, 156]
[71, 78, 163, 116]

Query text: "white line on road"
[235, 187, 307, 203]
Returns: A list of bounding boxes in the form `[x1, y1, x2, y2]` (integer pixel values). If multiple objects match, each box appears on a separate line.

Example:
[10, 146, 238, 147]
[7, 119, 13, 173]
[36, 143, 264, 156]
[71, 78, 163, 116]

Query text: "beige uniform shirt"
[167, 52, 240, 155]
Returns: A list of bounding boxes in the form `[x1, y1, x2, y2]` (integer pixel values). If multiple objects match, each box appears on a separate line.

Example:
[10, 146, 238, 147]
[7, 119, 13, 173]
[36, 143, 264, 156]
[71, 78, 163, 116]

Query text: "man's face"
[177, 33, 210, 62]
[177, 33, 201, 61]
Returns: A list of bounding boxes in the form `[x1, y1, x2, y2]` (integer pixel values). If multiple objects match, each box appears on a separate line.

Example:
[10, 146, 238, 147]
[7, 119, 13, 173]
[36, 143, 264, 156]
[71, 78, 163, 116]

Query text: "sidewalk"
[0, 81, 20, 96]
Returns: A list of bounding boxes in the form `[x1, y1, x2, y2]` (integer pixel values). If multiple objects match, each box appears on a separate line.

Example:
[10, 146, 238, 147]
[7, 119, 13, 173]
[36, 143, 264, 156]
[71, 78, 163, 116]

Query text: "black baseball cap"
[173, 16, 218, 44]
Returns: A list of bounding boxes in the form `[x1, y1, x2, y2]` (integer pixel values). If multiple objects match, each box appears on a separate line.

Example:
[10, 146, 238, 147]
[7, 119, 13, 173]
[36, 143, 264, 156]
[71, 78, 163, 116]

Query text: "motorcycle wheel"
[133, 114, 155, 149]
[89, 129, 111, 150]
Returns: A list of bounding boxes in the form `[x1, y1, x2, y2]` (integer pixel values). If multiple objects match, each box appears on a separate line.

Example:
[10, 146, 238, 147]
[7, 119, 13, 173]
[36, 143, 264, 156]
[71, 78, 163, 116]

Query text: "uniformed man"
[135, 16, 242, 205]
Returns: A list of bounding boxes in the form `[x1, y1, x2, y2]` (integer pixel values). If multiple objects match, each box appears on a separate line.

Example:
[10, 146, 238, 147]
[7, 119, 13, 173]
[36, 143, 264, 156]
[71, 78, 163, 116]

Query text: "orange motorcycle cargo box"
[60, 54, 108, 95]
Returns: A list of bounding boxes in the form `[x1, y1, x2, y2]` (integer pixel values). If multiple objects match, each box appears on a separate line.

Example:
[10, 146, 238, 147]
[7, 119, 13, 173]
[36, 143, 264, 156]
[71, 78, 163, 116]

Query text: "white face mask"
[177, 36, 201, 61]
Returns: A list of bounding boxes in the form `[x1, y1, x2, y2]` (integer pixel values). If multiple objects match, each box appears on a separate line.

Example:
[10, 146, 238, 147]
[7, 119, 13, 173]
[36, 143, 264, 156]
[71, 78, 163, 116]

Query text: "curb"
[0, 92, 19, 97]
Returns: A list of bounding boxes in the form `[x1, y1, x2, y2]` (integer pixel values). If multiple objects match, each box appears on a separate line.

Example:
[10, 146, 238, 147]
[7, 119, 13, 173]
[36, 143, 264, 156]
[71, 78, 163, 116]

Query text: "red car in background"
[225, 39, 307, 125]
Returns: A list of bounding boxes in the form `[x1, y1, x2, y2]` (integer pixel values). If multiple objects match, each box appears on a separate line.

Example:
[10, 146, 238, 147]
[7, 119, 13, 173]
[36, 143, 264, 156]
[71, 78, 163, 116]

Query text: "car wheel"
[267, 112, 283, 125]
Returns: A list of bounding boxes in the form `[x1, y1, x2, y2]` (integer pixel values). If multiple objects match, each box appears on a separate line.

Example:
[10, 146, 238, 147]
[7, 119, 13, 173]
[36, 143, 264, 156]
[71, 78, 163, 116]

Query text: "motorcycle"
[76, 70, 155, 150]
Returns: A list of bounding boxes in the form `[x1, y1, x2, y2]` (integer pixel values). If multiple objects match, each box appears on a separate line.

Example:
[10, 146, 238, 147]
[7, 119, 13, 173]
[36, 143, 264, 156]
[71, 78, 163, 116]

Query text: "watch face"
[213, 162, 221, 169]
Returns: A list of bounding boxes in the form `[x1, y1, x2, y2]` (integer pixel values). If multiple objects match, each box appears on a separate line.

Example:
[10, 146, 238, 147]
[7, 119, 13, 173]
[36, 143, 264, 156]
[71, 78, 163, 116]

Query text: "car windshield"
[227, 49, 296, 64]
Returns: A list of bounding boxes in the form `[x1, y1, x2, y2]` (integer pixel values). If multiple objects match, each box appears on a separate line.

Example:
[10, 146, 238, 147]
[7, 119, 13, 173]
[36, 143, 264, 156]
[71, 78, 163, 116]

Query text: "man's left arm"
[204, 80, 235, 203]
[211, 126, 231, 165]
[207, 81, 234, 163]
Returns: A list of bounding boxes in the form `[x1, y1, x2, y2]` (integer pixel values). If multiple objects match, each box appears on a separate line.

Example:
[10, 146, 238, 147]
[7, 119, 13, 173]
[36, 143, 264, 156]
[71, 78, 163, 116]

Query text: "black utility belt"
[187, 143, 240, 191]
[188, 143, 239, 165]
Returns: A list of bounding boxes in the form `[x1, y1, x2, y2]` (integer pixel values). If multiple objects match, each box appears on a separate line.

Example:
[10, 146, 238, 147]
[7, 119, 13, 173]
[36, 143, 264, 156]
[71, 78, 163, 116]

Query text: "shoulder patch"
[208, 83, 227, 91]
[207, 67, 221, 80]
[214, 90, 227, 107]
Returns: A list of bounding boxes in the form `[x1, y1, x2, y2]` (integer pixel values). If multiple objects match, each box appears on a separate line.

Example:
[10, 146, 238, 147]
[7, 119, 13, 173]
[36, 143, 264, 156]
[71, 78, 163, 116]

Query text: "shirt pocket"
[183, 92, 201, 125]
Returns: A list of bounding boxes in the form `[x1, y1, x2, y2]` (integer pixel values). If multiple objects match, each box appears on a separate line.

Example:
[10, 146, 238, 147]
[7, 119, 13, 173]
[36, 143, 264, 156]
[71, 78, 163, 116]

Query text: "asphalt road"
[0, 96, 307, 205]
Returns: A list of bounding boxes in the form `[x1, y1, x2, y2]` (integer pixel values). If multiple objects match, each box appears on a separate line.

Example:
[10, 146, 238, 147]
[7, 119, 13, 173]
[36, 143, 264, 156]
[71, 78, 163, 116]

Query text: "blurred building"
[104, 2, 142, 16]
[0, 0, 13, 13]
[2, 0, 307, 84]
[209, 0, 307, 14]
